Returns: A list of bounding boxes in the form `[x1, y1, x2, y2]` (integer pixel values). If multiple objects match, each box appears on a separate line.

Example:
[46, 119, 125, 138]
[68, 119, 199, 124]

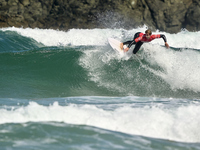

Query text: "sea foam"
[0, 101, 199, 143]
[1, 26, 200, 49]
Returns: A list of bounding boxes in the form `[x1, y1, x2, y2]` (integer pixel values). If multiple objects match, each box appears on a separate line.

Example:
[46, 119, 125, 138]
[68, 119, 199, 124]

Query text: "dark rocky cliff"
[0, 0, 200, 33]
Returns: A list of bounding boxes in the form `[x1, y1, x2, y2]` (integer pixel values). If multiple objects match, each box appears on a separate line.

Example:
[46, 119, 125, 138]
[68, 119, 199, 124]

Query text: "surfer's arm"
[160, 34, 169, 48]
[160, 34, 167, 42]
[122, 40, 136, 52]
[124, 47, 129, 52]
[123, 35, 142, 52]
[123, 41, 132, 45]
[120, 41, 130, 49]
[120, 40, 135, 52]
[120, 43, 130, 52]
[127, 40, 136, 48]
[123, 39, 136, 48]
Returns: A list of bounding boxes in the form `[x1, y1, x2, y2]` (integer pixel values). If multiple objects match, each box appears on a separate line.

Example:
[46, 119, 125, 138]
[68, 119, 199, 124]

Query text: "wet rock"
[0, 0, 199, 33]
[184, 0, 200, 31]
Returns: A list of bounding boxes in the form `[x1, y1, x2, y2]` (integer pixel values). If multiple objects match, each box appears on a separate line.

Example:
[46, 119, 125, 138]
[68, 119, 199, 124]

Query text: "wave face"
[0, 27, 200, 149]
[1, 27, 200, 99]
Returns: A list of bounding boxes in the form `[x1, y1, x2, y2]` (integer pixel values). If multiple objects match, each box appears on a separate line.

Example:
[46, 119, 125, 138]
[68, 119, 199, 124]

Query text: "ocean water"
[0, 26, 200, 150]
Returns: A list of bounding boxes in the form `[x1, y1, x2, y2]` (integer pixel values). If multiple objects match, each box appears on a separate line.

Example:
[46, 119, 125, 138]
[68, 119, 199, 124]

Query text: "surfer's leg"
[133, 41, 143, 54]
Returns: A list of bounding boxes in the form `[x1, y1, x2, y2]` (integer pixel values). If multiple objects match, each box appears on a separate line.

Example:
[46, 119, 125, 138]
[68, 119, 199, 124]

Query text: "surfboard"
[108, 38, 127, 55]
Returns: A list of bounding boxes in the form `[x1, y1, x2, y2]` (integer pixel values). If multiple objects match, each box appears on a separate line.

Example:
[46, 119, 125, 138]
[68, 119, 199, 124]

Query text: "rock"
[19, 0, 30, 6]
[0, 0, 199, 33]
[184, 0, 200, 31]
[7, 0, 18, 6]
[144, 0, 192, 33]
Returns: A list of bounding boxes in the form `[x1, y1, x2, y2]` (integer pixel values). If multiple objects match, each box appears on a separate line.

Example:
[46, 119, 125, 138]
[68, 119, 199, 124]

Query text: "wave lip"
[1, 27, 200, 49]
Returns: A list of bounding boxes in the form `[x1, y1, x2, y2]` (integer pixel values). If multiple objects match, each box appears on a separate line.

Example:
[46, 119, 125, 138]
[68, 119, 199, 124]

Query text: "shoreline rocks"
[0, 0, 200, 33]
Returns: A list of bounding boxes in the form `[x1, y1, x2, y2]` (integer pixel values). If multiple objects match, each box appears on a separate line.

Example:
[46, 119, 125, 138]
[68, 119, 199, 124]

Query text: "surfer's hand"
[124, 47, 129, 52]
[165, 42, 169, 48]
[120, 43, 123, 50]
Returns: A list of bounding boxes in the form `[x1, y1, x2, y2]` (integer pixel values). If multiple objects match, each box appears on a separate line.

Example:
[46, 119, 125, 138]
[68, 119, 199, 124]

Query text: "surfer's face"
[145, 33, 151, 39]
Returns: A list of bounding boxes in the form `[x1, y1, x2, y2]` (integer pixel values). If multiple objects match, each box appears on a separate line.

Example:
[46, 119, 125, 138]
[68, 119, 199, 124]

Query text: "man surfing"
[120, 29, 169, 54]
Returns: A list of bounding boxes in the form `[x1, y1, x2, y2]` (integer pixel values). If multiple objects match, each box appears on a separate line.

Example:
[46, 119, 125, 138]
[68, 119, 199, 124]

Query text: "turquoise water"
[0, 27, 200, 149]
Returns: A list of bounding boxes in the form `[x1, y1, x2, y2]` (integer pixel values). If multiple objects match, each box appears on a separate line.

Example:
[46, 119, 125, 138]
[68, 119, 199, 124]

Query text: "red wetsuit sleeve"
[151, 34, 161, 39]
[152, 34, 167, 42]
[134, 36, 143, 43]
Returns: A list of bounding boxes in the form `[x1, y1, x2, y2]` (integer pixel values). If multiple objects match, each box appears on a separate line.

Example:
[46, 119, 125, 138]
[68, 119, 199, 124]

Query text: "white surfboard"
[108, 38, 127, 55]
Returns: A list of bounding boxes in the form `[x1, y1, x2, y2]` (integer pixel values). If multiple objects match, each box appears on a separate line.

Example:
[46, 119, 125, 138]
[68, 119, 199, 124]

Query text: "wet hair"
[145, 29, 152, 35]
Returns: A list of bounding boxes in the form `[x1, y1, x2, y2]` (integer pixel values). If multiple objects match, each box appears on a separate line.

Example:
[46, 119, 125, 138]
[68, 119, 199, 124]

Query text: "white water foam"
[1, 27, 122, 46]
[142, 44, 200, 92]
[1, 26, 200, 49]
[0, 101, 199, 143]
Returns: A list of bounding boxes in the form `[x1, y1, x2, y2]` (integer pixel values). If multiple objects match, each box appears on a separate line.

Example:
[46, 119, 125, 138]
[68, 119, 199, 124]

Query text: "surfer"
[120, 29, 169, 54]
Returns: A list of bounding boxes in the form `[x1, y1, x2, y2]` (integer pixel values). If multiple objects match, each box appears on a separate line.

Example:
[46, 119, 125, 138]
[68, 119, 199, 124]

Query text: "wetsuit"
[123, 32, 167, 54]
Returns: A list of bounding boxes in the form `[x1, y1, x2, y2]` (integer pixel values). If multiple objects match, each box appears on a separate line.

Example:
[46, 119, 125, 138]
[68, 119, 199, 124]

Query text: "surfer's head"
[145, 29, 152, 39]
